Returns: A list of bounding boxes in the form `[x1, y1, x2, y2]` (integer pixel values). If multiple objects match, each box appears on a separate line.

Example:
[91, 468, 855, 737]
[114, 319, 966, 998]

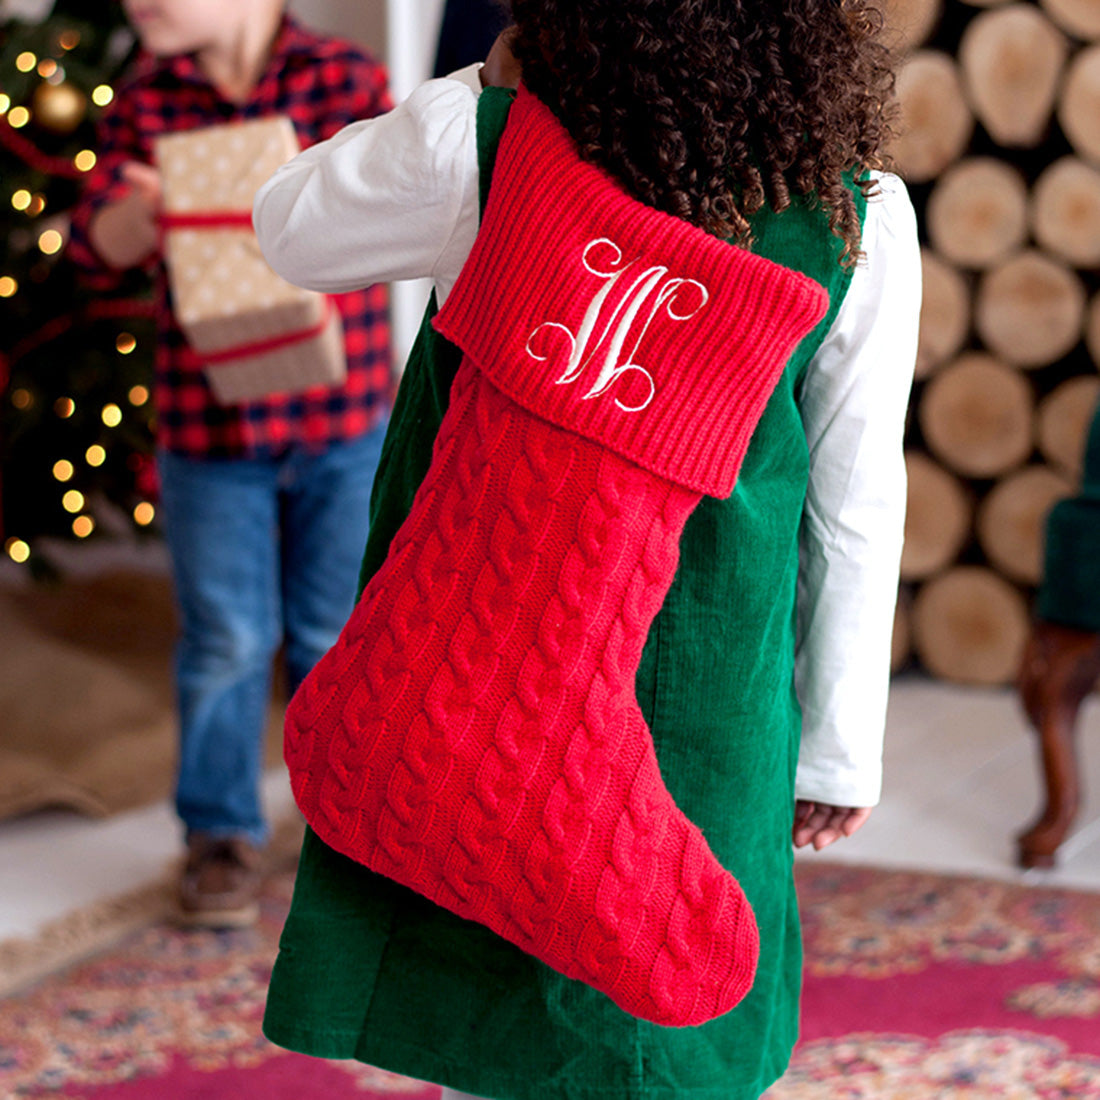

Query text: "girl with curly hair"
[253, 1, 918, 1096]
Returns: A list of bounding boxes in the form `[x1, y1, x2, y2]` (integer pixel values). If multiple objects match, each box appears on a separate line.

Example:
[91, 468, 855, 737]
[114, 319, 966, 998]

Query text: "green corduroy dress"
[262, 87, 866, 1100]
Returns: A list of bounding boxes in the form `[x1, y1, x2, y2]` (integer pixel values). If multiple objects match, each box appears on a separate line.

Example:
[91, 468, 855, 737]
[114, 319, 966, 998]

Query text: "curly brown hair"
[507, 0, 896, 263]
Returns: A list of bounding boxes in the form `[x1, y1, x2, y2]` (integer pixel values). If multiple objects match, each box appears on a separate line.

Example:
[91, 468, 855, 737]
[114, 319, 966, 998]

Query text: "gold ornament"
[31, 80, 88, 135]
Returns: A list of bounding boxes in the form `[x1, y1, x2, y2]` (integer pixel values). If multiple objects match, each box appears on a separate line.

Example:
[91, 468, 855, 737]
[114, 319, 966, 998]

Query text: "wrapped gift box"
[154, 116, 346, 405]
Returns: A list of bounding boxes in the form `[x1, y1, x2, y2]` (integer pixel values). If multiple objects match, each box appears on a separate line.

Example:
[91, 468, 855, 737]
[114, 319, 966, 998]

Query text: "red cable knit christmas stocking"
[285, 86, 828, 1028]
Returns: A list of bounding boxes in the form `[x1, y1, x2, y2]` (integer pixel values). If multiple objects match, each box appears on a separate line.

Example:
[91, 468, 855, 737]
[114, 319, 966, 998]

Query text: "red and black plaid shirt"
[69, 17, 394, 458]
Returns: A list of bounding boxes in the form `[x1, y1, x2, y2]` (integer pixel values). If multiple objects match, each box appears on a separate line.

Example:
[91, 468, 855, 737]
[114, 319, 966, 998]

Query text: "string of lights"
[1, 6, 157, 574]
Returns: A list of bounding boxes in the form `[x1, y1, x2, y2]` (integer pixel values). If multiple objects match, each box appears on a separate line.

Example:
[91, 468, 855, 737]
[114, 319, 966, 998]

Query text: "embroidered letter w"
[525, 238, 709, 413]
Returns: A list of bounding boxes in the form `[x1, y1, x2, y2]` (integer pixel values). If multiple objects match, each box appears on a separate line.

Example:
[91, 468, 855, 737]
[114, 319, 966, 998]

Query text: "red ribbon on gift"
[199, 296, 335, 365]
[159, 209, 337, 366]
[159, 210, 256, 230]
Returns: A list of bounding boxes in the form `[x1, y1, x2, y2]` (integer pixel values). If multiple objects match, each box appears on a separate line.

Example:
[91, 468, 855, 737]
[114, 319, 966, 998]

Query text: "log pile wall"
[884, 0, 1100, 683]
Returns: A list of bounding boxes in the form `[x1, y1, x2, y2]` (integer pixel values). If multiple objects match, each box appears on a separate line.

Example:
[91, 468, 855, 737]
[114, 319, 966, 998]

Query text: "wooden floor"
[808, 674, 1100, 888]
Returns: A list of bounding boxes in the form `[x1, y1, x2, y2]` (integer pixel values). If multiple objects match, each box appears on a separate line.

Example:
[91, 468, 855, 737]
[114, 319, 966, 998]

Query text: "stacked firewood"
[883, 0, 1100, 684]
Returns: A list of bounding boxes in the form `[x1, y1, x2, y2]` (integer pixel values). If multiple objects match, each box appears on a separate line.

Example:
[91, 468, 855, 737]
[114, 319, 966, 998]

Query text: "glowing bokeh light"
[6, 539, 30, 564]
[38, 229, 63, 255]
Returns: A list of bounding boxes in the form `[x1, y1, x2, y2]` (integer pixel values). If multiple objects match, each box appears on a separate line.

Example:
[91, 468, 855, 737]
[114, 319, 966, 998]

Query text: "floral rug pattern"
[2, 862, 1100, 1098]
[764, 863, 1100, 1099]
[768, 1032, 1100, 1098]
[793, 863, 1100, 979]
[0, 874, 437, 1099]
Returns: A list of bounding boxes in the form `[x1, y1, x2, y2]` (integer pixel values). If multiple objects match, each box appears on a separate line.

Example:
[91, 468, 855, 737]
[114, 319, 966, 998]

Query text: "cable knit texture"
[284, 85, 828, 1027]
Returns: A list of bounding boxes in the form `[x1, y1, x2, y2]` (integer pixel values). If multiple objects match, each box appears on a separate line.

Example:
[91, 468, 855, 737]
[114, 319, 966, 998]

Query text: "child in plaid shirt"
[69, 0, 393, 928]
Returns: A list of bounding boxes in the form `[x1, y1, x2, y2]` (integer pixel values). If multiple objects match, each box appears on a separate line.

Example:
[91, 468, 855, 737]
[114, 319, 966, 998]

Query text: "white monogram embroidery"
[525, 238, 709, 412]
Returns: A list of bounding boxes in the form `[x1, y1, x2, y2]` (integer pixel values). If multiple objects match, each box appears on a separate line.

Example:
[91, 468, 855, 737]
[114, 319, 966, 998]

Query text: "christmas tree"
[0, 0, 157, 576]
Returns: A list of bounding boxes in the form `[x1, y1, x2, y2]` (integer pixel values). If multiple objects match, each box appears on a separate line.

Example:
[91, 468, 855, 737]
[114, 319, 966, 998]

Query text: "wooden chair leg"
[1017, 704, 1082, 869]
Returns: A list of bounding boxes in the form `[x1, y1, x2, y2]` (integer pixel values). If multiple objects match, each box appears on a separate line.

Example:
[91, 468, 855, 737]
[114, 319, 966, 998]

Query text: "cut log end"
[890, 51, 975, 181]
[976, 465, 1075, 584]
[960, 4, 1068, 148]
[1086, 292, 1100, 367]
[878, 0, 945, 53]
[1031, 157, 1100, 268]
[1059, 45, 1100, 164]
[975, 250, 1086, 368]
[902, 452, 974, 581]
[892, 588, 913, 673]
[928, 158, 1029, 268]
[916, 249, 971, 377]
[1040, 0, 1100, 40]
[912, 566, 1030, 685]
[1037, 376, 1100, 477]
[919, 352, 1035, 477]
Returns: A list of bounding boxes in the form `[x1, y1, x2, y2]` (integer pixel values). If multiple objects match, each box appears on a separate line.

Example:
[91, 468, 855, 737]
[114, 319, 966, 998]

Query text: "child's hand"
[121, 160, 163, 211]
[792, 801, 872, 850]
[89, 161, 162, 269]
[480, 28, 521, 89]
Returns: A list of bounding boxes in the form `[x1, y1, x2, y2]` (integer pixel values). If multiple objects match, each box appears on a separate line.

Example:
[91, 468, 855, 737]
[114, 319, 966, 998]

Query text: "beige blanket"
[0, 570, 284, 821]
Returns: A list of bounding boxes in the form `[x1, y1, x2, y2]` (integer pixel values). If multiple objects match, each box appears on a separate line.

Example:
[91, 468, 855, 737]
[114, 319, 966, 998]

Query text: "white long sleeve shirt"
[254, 66, 921, 809]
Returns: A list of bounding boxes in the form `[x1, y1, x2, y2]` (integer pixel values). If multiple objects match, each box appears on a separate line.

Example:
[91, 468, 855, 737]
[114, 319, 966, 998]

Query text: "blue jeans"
[157, 422, 387, 846]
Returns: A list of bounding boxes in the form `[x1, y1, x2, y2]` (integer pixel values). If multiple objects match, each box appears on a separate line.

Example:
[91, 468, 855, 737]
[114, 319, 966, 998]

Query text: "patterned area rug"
[0, 868, 439, 1100]
[765, 863, 1100, 1098]
[2, 862, 1099, 1098]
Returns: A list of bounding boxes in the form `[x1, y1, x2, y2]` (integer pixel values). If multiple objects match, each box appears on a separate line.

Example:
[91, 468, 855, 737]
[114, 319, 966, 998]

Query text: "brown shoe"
[178, 834, 263, 928]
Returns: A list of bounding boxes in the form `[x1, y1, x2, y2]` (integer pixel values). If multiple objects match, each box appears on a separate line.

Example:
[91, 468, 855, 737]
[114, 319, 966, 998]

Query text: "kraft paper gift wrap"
[154, 116, 346, 404]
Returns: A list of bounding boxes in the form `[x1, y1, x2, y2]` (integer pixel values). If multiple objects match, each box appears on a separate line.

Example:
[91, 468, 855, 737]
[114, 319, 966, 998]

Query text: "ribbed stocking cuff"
[434, 84, 829, 498]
